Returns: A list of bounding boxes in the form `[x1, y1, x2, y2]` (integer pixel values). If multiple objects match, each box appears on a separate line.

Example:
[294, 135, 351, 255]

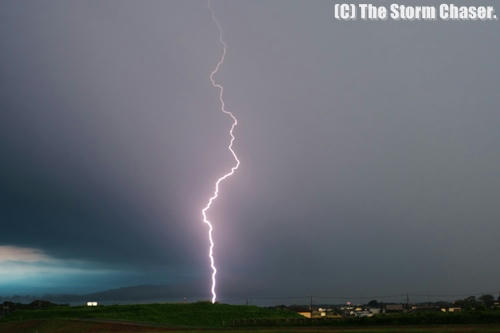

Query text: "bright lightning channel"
[202, 0, 240, 304]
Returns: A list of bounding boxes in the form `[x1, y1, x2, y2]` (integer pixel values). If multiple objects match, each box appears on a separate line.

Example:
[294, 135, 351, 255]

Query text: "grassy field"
[0, 302, 299, 328]
[2, 303, 500, 332]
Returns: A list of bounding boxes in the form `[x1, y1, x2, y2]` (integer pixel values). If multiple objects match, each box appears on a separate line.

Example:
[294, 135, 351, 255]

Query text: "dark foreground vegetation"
[2, 320, 500, 333]
[0, 301, 299, 328]
[232, 310, 500, 327]
[3, 321, 500, 333]
[2, 301, 500, 332]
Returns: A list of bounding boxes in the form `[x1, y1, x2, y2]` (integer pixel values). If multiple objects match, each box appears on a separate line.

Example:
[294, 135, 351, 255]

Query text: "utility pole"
[310, 296, 313, 325]
[406, 293, 410, 311]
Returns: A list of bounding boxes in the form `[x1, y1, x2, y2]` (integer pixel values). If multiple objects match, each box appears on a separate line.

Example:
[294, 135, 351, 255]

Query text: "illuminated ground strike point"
[202, 0, 240, 304]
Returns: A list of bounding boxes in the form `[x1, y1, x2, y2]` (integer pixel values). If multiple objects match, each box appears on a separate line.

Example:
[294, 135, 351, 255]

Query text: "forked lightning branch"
[202, 0, 241, 304]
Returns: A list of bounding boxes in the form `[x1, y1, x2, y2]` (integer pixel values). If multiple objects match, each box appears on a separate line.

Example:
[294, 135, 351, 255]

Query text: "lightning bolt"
[202, 0, 240, 304]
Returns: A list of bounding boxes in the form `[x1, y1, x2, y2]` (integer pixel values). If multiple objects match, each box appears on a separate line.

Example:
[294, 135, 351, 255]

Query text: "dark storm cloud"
[0, 0, 218, 289]
[1, 0, 499, 298]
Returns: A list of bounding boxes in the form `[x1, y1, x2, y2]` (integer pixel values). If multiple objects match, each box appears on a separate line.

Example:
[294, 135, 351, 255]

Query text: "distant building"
[385, 304, 404, 312]
[441, 307, 462, 313]
[297, 311, 312, 318]
[413, 304, 440, 312]
[355, 310, 374, 318]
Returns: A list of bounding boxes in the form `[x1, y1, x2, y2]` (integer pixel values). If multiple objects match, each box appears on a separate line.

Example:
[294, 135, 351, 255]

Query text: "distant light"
[86, 302, 98, 307]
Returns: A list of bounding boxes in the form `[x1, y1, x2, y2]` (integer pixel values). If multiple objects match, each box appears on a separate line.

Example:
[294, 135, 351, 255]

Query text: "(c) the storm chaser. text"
[334, 3, 498, 21]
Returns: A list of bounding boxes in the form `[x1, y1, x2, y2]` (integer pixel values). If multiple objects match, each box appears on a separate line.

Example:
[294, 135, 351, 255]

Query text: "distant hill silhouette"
[85, 284, 205, 301]
[0, 284, 207, 304]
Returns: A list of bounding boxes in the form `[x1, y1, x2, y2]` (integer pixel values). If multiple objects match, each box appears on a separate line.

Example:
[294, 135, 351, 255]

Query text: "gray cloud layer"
[0, 0, 499, 298]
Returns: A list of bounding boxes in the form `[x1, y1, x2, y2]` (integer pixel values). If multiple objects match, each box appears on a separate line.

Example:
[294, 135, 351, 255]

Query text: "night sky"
[1, 0, 499, 300]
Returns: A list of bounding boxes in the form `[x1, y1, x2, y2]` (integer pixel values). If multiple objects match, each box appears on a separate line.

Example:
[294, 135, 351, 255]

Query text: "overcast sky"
[0, 0, 499, 301]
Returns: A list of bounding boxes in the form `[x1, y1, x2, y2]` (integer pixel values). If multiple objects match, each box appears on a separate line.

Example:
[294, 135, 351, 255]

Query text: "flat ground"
[2, 304, 500, 332]
[2, 320, 500, 333]
[0, 303, 299, 328]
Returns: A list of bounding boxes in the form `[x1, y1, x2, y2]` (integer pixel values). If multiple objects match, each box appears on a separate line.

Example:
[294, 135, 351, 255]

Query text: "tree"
[456, 296, 478, 310]
[367, 300, 379, 307]
[479, 294, 495, 308]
